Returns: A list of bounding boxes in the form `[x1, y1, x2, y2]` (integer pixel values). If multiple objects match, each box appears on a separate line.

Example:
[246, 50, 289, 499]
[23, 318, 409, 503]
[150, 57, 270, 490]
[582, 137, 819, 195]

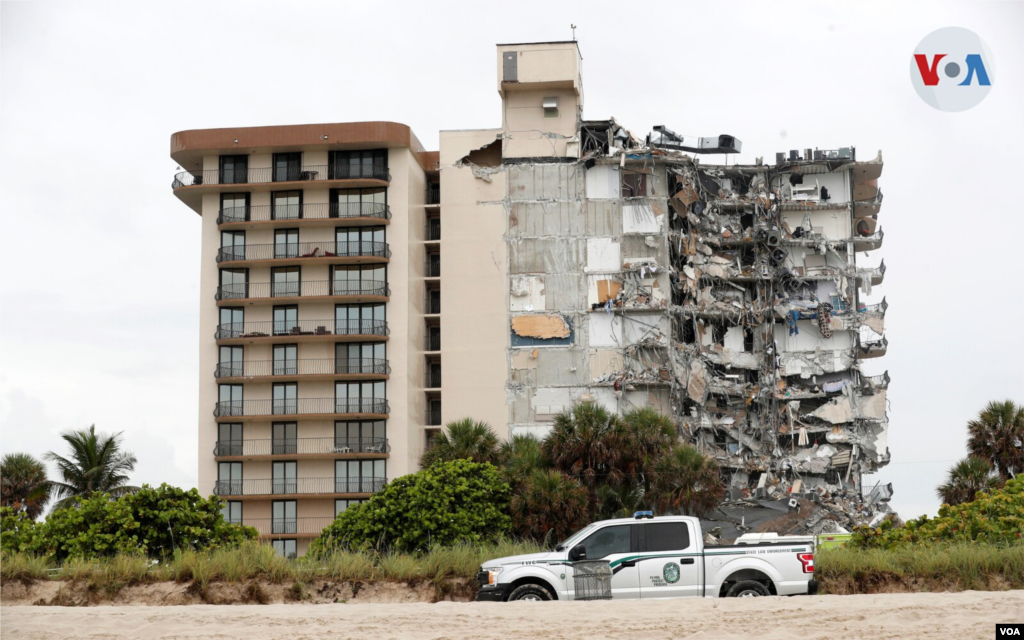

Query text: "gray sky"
[2, 1, 1022, 520]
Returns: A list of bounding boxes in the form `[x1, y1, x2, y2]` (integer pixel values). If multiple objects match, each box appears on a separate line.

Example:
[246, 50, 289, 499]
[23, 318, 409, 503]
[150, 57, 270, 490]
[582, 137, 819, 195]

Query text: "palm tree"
[542, 402, 621, 520]
[45, 425, 138, 509]
[0, 453, 51, 519]
[616, 407, 677, 498]
[650, 445, 725, 518]
[419, 418, 499, 468]
[510, 469, 589, 546]
[937, 456, 1002, 506]
[967, 400, 1024, 480]
[496, 434, 545, 491]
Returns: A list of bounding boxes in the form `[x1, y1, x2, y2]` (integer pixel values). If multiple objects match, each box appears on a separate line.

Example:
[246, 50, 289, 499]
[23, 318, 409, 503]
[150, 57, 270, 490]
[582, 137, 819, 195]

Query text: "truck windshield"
[555, 524, 596, 551]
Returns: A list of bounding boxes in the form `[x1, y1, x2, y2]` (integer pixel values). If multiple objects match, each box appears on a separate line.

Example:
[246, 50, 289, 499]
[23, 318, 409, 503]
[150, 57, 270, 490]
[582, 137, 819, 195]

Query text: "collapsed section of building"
[443, 41, 894, 534]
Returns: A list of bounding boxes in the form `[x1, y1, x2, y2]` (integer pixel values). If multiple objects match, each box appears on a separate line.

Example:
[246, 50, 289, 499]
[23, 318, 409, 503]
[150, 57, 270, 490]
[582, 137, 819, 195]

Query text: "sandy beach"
[2, 590, 1022, 640]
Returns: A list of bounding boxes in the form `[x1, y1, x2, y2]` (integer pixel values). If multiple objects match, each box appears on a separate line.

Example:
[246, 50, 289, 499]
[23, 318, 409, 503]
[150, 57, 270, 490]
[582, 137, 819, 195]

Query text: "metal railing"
[426, 219, 441, 241]
[424, 295, 441, 314]
[425, 257, 441, 277]
[426, 184, 440, 205]
[238, 517, 335, 536]
[425, 368, 442, 388]
[217, 241, 390, 263]
[213, 398, 389, 417]
[173, 164, 390, 188]
[213, 477, 386, 497]
[425, 333, 441, 351]
[214, 437, 390, 457]
[217, 202, 391, 225]
[216, 319, 388, 341]
[215, 280, 389, 301]
[863, 372, 891, 388]
[426, 405, 442, 426]
[215, 358, 390, 378]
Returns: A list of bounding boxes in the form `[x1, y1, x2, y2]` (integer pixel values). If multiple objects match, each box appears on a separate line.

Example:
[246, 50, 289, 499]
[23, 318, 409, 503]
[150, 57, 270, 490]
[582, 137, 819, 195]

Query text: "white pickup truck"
[476, 513, 817, 602]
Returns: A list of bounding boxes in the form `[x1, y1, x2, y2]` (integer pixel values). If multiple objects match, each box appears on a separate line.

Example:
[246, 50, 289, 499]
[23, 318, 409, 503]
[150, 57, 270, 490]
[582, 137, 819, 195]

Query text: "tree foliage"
[651, 444, 726, 517]
[418, 418, 500, 468]
[967, 400, 1024, 480]
[0, 484, 257, 560]
[46, 425, 139, 509]
[309, 459, 511, 555]
[0, 453, 51, 519]
[937, 456, 1003, 506]
[510, 470, 589, 546]
[543, 402, 623, 520]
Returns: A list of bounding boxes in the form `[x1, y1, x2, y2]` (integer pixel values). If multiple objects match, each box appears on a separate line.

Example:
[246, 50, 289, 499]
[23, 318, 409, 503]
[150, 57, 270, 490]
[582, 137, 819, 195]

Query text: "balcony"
[216, 319, 388, 343]
[425, 333, 441, 351]
[215, 280, 389, 305]
[425, 219, 441, 241]
[217, 202, 391, 228]
[214, 398, 389, 421]
[857, 336, 888, 360]
[426, 184, 440, 205]
[426, 404, 442, 426]
[425, 367, 442, 389]
[854, 229, 884, 252]
[217, 241, 390, 266]
[214, 437, 390, 459]
[424, 295, 441, 314]
[236, 517, 335, 538]
[212, 477, 386, 498]
[857, 260, 886, 286]
[425, 257, 440, 278]
[215, 358, 390, 381]
[173, 164, 391, 189]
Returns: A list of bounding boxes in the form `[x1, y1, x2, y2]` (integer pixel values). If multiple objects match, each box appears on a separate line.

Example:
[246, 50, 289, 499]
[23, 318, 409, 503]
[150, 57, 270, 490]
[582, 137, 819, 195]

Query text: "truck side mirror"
[569, 545, 587, 561]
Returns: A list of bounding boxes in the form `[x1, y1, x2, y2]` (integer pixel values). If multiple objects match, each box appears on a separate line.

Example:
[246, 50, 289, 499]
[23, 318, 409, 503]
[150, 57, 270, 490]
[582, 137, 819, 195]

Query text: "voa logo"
[911, 27, 994, 112]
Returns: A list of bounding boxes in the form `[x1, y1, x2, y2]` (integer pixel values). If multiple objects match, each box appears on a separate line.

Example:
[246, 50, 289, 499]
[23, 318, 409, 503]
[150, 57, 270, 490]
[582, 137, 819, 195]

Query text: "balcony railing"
[217, 202, 391, 225]
[215, 280, 389, 301]
[215, 358, 390, 379]
[237, 517, 335, 536]
[214, 437, 390, 457]
[426, 184, 440, 205]
[862, 371, 891, 389]
[214, 398, 389, 418]
[217, 241, 390, 263]
[426, 219, 441, 241]
[425, 295, 441, 314]
[216, 319, 388, 341]
[425, 368, 442, 388]
[173, 164, 391, 188]
[426, 405, 442, 426]
[425, 258, 440, 277]
[213, 477, 386, 497]
[425, 333, 441, 351]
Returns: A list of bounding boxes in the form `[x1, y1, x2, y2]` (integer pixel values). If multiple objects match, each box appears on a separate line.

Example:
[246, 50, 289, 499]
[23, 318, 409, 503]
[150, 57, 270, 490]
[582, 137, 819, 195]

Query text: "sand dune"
[2, 590, 1023, 640]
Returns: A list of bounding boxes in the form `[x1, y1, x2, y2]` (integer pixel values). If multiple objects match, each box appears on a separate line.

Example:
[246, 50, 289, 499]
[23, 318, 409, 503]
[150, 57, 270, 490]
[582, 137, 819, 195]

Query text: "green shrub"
[309, 459, 511, 554]
[851, 476, 1024, 549]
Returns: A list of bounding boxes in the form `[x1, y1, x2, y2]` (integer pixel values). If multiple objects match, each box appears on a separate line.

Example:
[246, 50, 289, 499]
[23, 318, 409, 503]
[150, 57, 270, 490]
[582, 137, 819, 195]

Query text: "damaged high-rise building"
[173, 39, 892, 554]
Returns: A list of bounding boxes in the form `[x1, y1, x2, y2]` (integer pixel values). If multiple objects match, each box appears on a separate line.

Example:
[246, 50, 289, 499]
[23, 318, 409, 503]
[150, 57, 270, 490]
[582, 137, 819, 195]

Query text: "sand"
[2, 590, 1023, 640]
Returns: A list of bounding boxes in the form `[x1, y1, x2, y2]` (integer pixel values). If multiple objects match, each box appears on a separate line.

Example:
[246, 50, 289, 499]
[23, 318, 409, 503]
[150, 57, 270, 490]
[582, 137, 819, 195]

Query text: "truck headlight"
[487, 567, 503, 585]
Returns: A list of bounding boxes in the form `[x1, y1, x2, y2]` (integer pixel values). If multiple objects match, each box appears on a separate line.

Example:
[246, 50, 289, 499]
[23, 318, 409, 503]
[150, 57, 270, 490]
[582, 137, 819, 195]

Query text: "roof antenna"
[571, 24, 577, 41]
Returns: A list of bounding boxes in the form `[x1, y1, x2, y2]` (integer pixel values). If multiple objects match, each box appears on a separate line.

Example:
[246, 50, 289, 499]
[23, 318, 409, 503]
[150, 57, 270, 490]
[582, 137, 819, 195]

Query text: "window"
[272, 500, 297, 534]
[217, 423, 242, 456]
[272, 266, 300, 298]
[218, 384, 243, 416]
[221, 500, 242, 525]
[335, 499, 364, 516]
[643, 522, 691, 552]
[272, 539, 297, 559]
[335, 420, 386, 453]
[336, 342, 385, 375]
[273, 344, 297, 376]
[272, 461, 297, 494]
[272, 422, 297, 455]
[220, 231, 246, 261]
[272, 191, 302, 220]
[219, 155, 248, 185]
[218, 308, 244, 339]
[273, 306, 298, 336]
[220, 193, 250, 223]
[273, 152, 302, 183]
[332, 265, 385, 296]
[335, 304, 385, 336]
[329, 150, 387, 180]
[218, 346, 243, 378]
[331, 187, 386, 218]
[426, 398, 442, 426]
[510, 316, 574, 348]
[218, 462, 242, 495]
[275, 229, 299, 259]
[336, 381, 385, 414]
[219, 269, 248, 300]
[426, 325, 440, 351]
[578, 525, 632, 559]
[336, 459, 385, 493]
[273, 383, 297, 415]
[336, 226, 385, 258]
[830, 294, 848, 312]
[621, 171, 647, 198]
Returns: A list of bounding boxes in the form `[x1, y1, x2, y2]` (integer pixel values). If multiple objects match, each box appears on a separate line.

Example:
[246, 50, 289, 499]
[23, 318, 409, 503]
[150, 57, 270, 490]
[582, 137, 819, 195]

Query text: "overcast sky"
[1, 1, 1022, 520]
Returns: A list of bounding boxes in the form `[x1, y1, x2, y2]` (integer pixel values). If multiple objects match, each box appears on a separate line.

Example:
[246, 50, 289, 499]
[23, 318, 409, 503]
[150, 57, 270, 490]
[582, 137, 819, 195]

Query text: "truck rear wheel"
[507, 584, 553, 602]
[726, 580, 770, 598]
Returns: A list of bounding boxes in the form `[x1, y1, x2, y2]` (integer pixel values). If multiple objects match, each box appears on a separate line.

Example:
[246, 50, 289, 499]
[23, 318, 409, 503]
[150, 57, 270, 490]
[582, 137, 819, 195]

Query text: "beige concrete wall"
[438, 129, 510, 440]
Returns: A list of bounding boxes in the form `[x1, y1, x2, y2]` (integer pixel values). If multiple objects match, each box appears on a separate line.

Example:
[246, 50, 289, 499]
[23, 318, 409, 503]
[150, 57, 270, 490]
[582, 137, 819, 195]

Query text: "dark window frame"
[220, 192, 251, 221]
[219, 155, 249, 185]
[271, 190, 304, 221]
[272, 152, 302, 183]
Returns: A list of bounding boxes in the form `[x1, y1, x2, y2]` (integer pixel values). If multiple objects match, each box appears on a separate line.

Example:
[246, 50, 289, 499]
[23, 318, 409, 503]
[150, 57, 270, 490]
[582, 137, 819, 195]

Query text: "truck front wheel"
[726, 580, 770, 598]
[507, 584, 553, 602]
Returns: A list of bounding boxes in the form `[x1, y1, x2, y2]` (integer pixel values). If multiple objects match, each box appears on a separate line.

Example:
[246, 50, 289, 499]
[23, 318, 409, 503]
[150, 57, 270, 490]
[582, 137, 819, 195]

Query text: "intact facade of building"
[172, 42, 891, 553]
